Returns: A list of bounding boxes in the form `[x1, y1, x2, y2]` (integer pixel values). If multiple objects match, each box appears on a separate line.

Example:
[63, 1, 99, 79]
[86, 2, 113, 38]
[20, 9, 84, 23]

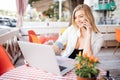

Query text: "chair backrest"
[0, 45, 15, 75]
[60, 28, 66, 35]
[115, 28, 120, 42]
[30, 34, 41, 44]
[39, 35, 47, 44]
[28, 30, 37, 42]
[28, 30, 48, 44]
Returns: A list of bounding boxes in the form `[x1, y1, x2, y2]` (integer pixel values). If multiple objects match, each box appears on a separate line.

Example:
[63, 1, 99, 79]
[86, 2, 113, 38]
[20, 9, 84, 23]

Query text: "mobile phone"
[83, 26, 87, 30]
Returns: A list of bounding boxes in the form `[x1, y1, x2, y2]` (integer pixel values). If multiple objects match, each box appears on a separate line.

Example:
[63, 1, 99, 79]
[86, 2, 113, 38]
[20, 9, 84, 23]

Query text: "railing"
[0, 28, 21, 64]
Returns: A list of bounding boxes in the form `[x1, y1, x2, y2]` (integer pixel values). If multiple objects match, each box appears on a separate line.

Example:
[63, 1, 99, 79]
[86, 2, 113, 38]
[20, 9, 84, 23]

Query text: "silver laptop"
[18, 41, 74, 76]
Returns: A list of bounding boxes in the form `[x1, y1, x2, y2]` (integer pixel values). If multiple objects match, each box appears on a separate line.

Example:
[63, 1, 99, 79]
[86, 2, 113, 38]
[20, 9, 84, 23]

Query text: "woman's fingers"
[83, 19, 91, 29]
[53, 45, 61, 54]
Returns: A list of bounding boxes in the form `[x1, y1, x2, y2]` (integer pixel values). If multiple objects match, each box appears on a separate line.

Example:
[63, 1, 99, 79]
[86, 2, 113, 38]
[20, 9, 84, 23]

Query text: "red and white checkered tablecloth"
[0, 65, 76, 80]
[0, 65, 106, 80]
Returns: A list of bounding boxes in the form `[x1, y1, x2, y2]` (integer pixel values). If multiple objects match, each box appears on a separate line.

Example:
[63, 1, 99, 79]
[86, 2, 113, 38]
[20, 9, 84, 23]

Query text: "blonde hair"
[72, 4, 99, 33]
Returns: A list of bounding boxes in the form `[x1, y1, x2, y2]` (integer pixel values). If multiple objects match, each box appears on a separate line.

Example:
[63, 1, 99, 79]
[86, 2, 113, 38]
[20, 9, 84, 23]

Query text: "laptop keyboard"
[59, 65, 67, 71]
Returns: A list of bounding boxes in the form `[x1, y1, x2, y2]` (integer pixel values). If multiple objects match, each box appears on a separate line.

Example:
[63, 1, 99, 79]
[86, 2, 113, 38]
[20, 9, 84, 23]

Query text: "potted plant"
[74, 52, 100, 80]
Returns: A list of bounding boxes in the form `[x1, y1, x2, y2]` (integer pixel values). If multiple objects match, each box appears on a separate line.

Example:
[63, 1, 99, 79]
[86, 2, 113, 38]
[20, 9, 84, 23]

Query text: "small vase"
[77, 76, 96, 80]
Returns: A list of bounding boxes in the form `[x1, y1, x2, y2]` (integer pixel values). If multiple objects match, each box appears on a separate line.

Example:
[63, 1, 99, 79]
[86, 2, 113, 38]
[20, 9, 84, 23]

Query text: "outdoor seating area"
[0, 25, 68, 66]
[0, 0, 120, 80]
[0, 25, 120, 79]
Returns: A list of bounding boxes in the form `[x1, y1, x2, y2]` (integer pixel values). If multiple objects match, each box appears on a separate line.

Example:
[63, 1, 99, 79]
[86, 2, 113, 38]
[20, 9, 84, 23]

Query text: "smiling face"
[71, 4, 99, 33]
[74, 10, 86, 29]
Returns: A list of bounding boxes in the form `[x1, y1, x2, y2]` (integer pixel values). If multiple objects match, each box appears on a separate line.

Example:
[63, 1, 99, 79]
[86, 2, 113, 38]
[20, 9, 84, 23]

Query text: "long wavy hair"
[72, 4, 99, 33]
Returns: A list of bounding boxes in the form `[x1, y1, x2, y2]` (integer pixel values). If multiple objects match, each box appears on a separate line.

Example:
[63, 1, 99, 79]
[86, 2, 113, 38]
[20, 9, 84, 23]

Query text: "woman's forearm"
[83, 35, 93, 56]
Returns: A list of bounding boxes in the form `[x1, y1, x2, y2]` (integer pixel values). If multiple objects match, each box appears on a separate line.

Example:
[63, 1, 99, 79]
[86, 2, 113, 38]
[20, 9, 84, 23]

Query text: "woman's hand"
[52, 45, 61, 55]
[83, 19, 92, 36]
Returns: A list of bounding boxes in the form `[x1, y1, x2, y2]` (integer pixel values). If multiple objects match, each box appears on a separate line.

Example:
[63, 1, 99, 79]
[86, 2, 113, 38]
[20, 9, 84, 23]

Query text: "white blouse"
[55, 25, 104, 57]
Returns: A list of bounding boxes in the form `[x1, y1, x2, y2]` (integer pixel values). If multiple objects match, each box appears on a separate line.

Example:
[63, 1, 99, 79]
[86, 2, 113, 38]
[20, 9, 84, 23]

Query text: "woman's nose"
[81, 18, 85, 22]
[76, 18, 81, 22]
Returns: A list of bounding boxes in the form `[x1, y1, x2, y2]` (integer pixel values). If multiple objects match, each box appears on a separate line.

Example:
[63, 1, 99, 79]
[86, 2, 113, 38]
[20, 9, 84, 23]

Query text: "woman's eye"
[74, 16, 83, 19]
[79, 15, 83, 18]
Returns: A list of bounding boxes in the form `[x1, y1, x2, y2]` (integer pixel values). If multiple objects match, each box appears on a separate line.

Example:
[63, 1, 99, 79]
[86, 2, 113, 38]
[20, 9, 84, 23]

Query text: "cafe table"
[0, 65, 106, 80]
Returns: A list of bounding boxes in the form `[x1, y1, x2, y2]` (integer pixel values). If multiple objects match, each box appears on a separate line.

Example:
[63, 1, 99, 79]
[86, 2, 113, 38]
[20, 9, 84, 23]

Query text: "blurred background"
[0, 0, 120, 28]
[0, 1, 120, 79]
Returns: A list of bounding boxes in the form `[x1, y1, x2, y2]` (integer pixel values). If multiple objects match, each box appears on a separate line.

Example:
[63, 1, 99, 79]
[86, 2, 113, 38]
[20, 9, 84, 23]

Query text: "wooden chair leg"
[113, 42, 119, 55]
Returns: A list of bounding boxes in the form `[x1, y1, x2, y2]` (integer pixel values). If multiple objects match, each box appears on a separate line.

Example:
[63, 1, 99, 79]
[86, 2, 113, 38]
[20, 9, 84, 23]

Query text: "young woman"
[53, 4, 104, 59]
